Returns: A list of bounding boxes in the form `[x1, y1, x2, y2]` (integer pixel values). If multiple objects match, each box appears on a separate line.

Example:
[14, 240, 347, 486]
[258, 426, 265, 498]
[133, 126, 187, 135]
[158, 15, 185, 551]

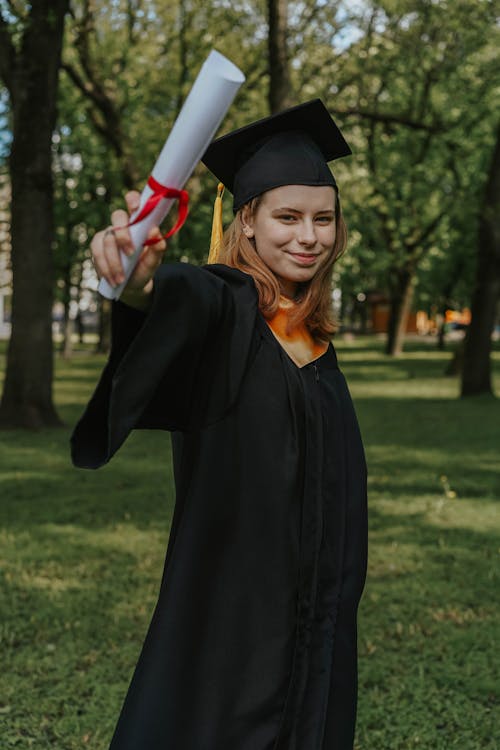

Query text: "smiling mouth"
[289, 252, 319, 263]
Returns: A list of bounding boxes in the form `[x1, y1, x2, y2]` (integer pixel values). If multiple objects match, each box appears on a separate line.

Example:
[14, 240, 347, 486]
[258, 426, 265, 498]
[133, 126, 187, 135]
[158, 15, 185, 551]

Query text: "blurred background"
[0, 1, 498, 748]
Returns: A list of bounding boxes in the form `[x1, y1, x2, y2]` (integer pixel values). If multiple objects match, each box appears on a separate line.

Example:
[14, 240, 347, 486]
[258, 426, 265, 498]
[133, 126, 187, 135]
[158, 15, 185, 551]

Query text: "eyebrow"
[273, 206, 335, 213]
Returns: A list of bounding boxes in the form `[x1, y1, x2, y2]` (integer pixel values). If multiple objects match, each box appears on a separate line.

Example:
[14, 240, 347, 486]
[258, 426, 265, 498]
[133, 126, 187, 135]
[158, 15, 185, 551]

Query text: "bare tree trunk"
[437, 316, 447, 351]
[175, 0, 191, 118]
[444, 340, 465, 376]
[76, 309, 85, 344]
[385, 268, 415, 356]
[0, 2, 69, 428]
[63, 307, 74, 360]
[437, 257, 465, 352]
[267, 0, 292, 113]
[461, 122, 500, 397]
[96, 298, 112, 354]
[57, 168, 77, 360]
[61, 257, 75, 360]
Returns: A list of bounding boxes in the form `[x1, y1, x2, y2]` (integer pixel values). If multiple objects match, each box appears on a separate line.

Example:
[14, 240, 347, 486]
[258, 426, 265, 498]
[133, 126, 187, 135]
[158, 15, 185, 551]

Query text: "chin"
[288, 268, 318, 283]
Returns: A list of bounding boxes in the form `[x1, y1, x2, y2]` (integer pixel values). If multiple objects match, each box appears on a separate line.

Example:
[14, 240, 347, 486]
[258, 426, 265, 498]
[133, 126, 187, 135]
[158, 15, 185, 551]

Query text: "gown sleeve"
[70, 262, 258, 469]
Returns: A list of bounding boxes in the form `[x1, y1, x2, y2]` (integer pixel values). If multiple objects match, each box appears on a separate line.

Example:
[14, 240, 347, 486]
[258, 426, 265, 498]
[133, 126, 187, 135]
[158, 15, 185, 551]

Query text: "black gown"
[71, 262, 368, 750]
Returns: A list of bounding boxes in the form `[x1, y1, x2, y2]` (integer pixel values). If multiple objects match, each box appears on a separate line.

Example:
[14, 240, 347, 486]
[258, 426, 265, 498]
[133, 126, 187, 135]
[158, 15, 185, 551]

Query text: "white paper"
[99, 50, 245, 300]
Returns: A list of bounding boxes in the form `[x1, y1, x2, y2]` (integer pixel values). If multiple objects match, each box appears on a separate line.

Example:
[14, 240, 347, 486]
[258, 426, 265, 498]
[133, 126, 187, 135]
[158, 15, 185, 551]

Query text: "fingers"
[90, 228, 121, 287]
[125, 190, 141, 215]
[111, 208, 134, 256]
[90, 230, 110, 284]
[90, 202, 134, 288]
[146, 226, 167, 255]
[134, 228, 167, 280]
[104, 227, 126, 286]
[90, 192, 168, 291]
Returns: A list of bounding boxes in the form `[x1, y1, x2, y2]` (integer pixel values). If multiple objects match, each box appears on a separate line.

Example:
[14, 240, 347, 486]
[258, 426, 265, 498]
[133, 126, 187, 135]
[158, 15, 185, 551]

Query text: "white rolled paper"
[99, 50, 245, 300]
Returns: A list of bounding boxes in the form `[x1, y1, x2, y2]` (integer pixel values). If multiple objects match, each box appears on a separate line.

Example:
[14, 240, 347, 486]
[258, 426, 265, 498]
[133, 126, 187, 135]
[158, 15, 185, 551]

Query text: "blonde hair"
[216, 191, 347, 342]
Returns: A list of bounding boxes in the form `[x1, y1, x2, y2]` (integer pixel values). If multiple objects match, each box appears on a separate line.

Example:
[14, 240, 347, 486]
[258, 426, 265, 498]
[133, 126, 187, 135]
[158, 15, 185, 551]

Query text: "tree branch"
[6, 0, 27, 19]
[61, 62, 124, 156]
[61, 60, 96, 106]
[334, 106, 444, 134]
[408, 206, 450, 255]
[0, 10, 16, 91]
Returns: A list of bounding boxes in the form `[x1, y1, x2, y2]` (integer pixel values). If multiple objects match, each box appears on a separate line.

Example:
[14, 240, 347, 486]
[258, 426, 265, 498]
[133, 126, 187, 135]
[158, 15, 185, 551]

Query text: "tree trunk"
[0, 2, 69, 428]
[437, 316, 446, 351]
[267, 0, 292, 113]
[96, 297, 112, 354]
[61, 2, 139, 190]
[385, 268, 415, 356]
[461, 121, 500, 397]
[444, 340, 465, 376]
[62, 308, 74, 360]
[76, 309, 85, 345]
[437, 259, 465, 351]
[175, 0, 191, 118]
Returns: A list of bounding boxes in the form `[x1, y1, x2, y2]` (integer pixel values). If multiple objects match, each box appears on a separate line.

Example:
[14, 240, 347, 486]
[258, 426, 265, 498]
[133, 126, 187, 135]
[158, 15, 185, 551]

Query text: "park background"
[0, 0, 499, 748]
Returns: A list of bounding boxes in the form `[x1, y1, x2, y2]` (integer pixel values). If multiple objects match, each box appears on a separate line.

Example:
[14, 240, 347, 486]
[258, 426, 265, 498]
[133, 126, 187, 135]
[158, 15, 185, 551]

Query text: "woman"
[72, 99, 368, 750]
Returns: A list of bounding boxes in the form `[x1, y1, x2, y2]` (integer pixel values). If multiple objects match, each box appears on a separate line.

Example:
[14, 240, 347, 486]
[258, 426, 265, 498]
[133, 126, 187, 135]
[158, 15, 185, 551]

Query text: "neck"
[278, 278, 299, 300]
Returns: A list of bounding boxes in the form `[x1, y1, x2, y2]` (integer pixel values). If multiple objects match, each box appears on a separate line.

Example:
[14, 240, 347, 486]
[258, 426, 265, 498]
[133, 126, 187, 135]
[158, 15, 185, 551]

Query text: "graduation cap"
[202, 99, 351, 261]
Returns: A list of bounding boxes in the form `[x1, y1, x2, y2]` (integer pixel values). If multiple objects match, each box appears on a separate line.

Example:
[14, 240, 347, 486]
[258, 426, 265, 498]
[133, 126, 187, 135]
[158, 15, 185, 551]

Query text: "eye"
[278, 214, 297, 222]
[315, 215, 334, 224]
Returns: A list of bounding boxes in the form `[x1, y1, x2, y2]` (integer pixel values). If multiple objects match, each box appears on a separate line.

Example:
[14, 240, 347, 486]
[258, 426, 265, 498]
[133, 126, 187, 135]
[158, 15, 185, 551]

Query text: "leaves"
[3, 0, 498, 346]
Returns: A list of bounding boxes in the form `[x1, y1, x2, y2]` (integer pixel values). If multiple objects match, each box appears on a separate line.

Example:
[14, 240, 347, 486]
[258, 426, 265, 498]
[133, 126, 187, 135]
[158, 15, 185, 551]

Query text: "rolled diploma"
[99, 50, 245, 300]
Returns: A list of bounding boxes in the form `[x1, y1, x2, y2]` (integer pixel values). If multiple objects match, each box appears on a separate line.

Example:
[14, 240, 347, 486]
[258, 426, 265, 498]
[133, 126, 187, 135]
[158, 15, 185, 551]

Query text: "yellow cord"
[207, 182, 225, 263]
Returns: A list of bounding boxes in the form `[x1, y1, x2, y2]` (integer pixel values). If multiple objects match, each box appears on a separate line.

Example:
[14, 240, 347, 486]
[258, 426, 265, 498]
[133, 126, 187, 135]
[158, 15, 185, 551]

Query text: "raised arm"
[91, 191, 167, 311]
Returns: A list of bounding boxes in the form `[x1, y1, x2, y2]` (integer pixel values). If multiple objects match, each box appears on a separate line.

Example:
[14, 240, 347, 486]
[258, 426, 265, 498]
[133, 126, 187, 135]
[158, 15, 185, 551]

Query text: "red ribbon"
[126, 175, 189, 246]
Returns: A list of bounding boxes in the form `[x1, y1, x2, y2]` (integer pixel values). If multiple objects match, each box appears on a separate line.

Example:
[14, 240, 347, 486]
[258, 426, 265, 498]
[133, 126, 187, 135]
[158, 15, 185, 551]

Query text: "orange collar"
[265, 297, 328, 368]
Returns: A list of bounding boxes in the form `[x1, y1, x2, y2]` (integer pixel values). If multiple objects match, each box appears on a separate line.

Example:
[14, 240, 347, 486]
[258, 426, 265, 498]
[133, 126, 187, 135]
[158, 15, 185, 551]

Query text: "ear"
[240, 207, 255, 239]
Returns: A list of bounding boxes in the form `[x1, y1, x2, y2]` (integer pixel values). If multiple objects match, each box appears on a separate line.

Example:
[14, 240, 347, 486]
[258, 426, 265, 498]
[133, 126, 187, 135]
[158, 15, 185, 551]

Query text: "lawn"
[0, 336, 499, 749]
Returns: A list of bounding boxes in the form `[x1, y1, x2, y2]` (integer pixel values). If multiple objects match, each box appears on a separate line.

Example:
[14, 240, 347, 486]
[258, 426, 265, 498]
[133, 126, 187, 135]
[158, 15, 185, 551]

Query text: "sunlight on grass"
[1, 337, 499, 749]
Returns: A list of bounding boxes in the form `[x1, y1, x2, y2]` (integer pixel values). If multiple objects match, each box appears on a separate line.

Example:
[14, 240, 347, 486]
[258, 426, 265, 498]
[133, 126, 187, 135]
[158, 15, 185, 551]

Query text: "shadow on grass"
[1, 527, 161, 748]
[1, 340, 499, 749]
[367, 501, 499, 556]
[365, 449, 499, 500]
[0, 425, 174, 531]
[353, 391, 499, 496]
[334, 334, 500, 355]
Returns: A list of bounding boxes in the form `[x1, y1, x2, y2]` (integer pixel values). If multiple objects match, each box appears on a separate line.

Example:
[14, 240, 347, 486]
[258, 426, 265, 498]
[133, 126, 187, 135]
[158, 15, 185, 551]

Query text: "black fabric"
[71, 262, 257, 467]
[201, 99, 352, 211]
[231, 131, 337, 212]
[71, 262, 368, 750]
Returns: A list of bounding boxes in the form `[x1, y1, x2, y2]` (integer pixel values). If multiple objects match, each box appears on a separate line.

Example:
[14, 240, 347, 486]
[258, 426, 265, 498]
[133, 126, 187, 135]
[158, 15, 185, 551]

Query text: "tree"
[315, 0, 499, 355]
[461, 120, 500, 396]
[61, 0, 144, 189]
[0, 0, 69, 428]
[52, 64, 126, 357]
[60, 0, 270, 272]
[268, 0, 292, 112]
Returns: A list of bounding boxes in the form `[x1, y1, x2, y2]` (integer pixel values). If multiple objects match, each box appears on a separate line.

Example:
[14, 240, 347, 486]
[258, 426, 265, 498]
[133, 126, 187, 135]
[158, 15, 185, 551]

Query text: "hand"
[91, 191, 167, 296]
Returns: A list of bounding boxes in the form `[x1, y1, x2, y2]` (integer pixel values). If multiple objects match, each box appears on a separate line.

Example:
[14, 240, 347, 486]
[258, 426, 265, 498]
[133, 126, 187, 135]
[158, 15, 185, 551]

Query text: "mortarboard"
[202, 98, 352, 213]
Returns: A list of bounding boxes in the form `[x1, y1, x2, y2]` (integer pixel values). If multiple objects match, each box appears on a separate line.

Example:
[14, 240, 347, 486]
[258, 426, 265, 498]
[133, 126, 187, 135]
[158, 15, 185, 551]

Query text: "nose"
[298, 218, 316, 246]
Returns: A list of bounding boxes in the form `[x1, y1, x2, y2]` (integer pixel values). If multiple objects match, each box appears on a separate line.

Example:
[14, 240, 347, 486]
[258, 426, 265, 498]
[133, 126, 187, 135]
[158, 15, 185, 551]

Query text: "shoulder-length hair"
[216, 190, 347, 342]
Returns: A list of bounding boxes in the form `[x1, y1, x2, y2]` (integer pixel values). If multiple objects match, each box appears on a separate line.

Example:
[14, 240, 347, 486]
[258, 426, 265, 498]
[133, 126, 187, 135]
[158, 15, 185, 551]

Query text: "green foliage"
[0, 338, 499, 747]
[59, 0, 270, 265]
[329, 0, 500, 312]
[52, 72, 123, 304]
[4, 1, 499, 333]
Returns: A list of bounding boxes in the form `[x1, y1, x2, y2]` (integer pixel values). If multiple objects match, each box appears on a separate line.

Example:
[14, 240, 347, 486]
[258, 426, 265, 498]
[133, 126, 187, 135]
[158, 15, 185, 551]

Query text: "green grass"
[0, 336, 499, 749]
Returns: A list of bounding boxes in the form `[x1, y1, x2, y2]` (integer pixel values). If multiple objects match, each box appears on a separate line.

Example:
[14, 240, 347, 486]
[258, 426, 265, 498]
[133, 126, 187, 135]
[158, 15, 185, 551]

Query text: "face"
[241, 184, 337, 297]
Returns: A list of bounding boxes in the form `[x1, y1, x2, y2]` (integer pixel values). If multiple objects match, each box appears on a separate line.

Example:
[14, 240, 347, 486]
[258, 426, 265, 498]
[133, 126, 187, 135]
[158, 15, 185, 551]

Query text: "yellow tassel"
[207, 182, 225, 264]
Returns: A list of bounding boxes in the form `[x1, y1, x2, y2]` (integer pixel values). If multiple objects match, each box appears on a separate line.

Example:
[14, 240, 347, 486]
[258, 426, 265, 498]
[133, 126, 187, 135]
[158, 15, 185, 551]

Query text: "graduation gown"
[71, 262, 368, 750]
